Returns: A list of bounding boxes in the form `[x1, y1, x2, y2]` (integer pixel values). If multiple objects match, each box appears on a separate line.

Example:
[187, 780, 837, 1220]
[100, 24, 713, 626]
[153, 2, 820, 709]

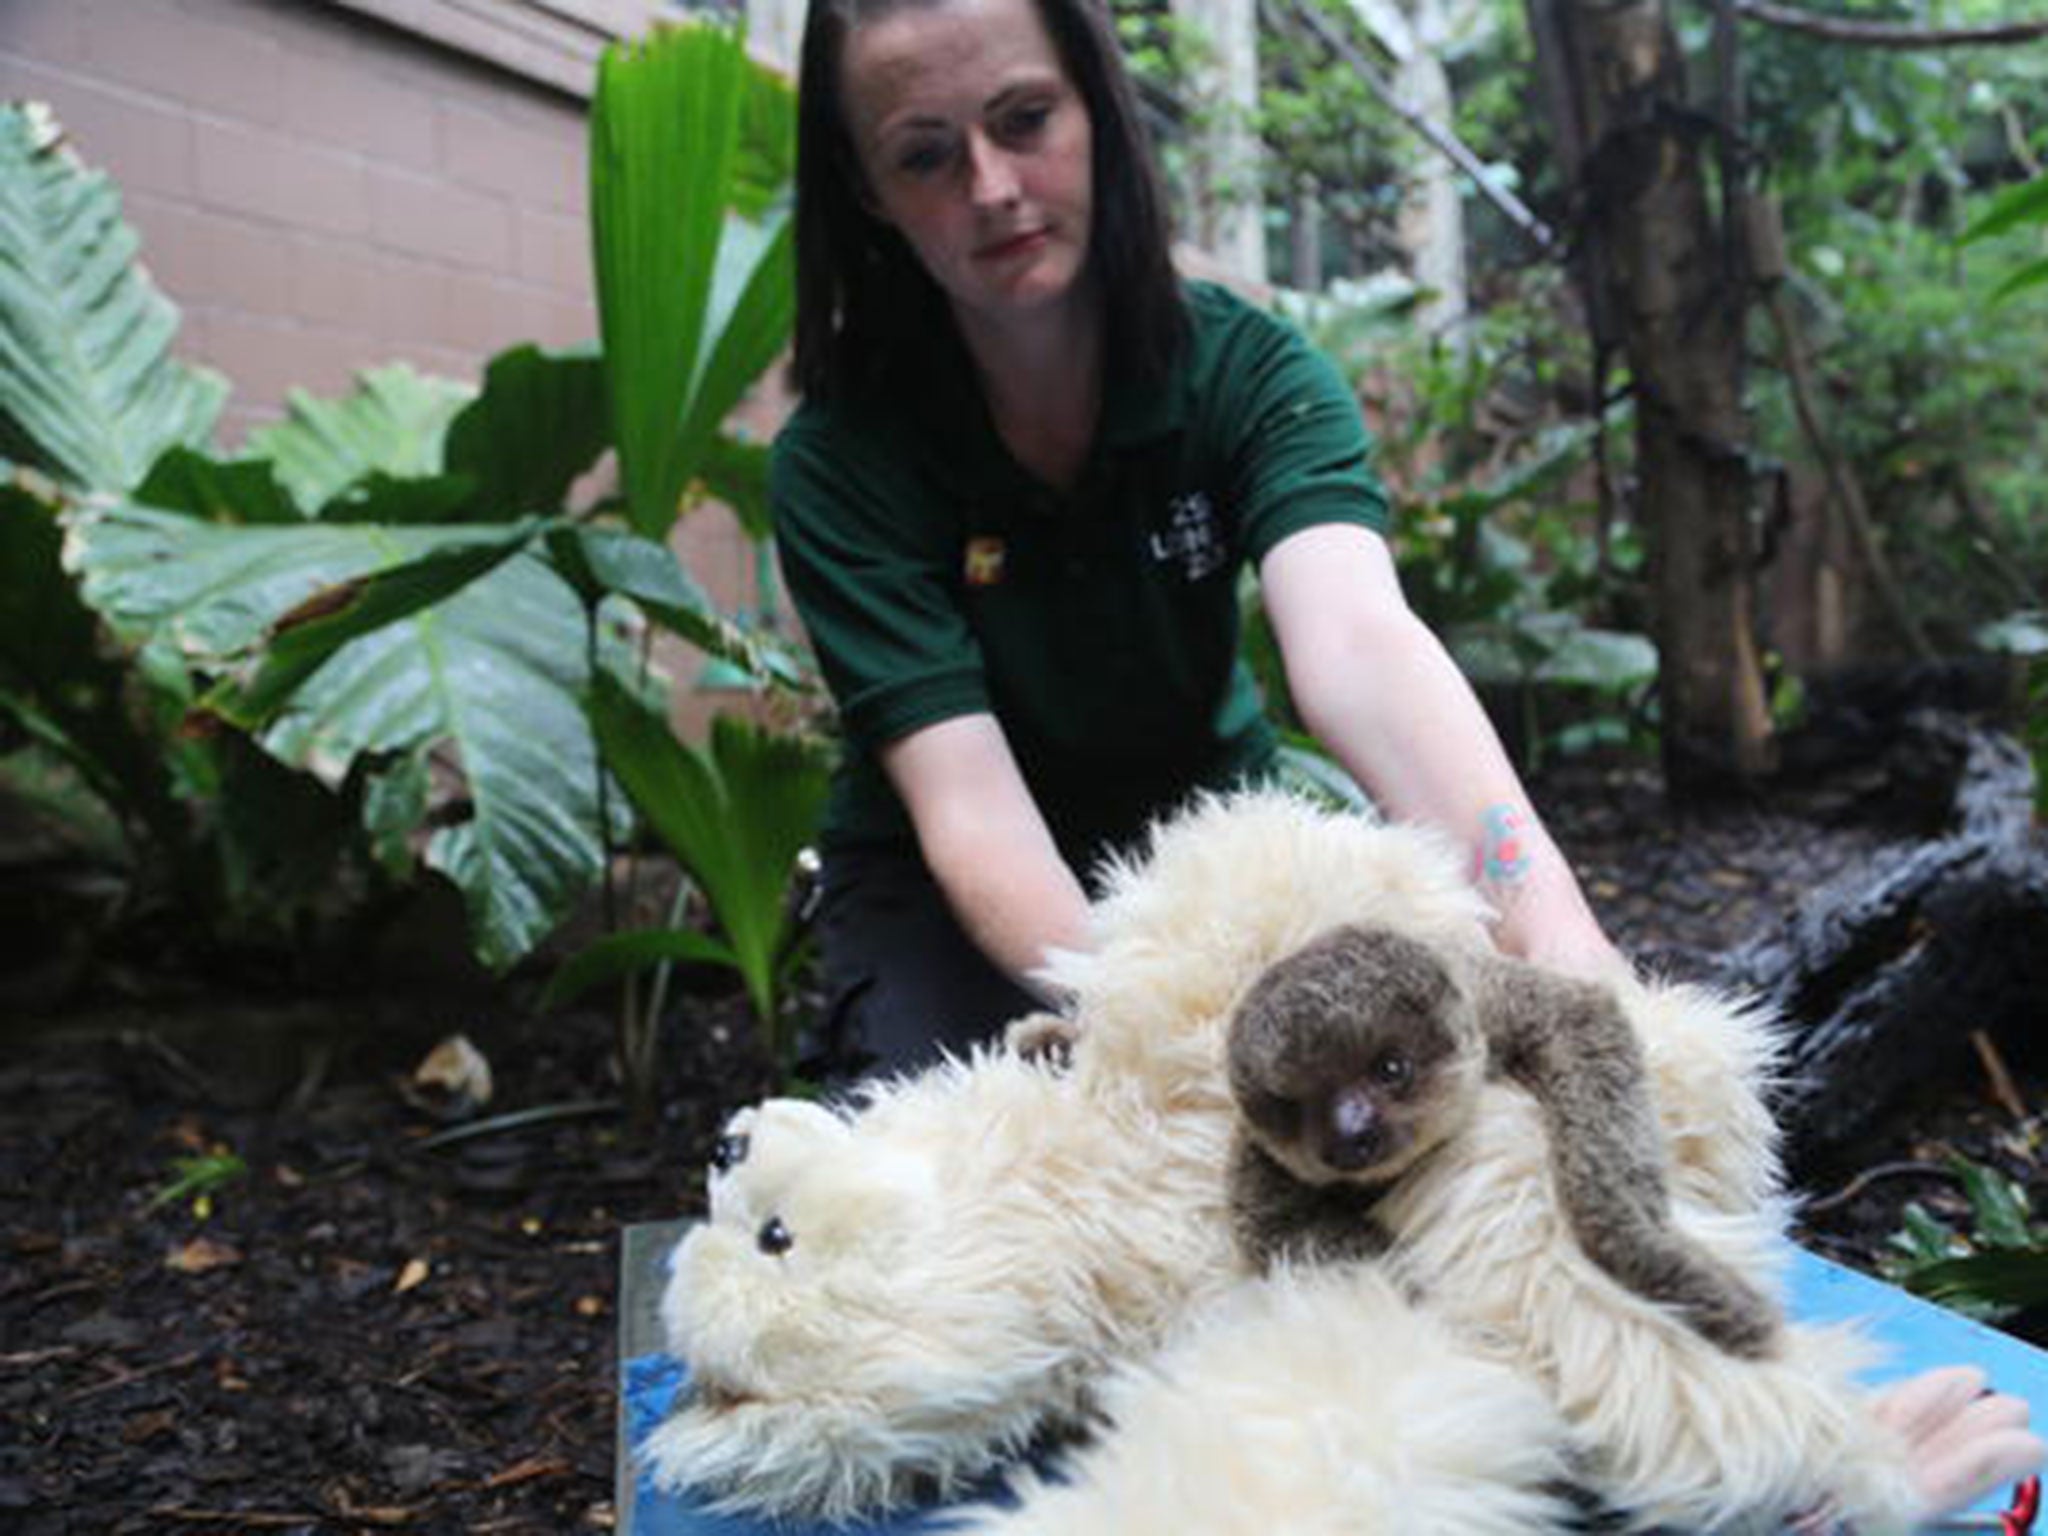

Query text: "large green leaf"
[731, 51, 797, 221]
[676, 210, 794, 505]
[261, 553, 606, 970]
[589, 672, 828, 1030]
[63, 504, 603, 966]
[1959, 176, 2048, 306]
[63, 501, 528, 660]
[590, 22, 796, 541]
[243, 364, 473, 514]
[592, 24, 743, 540]
[0, 102, 225, 492]
[443, 344, 611, 519]
[216, 521, 545, 723]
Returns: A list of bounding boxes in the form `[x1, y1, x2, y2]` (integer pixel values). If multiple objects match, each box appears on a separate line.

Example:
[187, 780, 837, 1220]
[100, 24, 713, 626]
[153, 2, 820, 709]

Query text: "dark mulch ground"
[3, 752, 2042, 1533]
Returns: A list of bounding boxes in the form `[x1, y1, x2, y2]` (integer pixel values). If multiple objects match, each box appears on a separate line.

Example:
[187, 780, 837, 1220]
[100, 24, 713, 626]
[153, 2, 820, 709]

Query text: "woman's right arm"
[771, 419, 1085, 993]
[880, 713, 1091, 999]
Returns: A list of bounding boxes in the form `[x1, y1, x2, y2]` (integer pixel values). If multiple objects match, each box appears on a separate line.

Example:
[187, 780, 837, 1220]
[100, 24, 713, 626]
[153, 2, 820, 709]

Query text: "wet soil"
[3, 755, 2042, 1533]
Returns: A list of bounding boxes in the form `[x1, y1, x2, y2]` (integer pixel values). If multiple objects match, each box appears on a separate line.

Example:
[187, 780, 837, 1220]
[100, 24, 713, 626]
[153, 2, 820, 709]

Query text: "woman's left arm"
[1259, 520, 1625, 980]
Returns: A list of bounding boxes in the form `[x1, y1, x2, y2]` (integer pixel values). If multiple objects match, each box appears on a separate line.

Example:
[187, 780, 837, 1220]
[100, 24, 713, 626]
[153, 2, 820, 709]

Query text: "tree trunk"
[1290, 178, 1324, 290]
[1345, 0, 1471, 332]
[1392, 1, 1469, 334]
[1524, 0, 1776, 792]
[1172, 0, 1269, 283]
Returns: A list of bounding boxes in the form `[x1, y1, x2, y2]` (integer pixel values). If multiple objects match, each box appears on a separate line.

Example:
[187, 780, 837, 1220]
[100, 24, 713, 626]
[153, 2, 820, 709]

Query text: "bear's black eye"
[711, 1133, 750, 1172]
[1371, 1053, 1412, 1089]
[757, 1216, 794, 1256]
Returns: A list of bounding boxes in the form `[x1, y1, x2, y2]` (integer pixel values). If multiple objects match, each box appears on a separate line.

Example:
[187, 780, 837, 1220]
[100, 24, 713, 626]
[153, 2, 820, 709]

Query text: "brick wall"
[1, 0, 782, 731]
[0, 0, 603, 444]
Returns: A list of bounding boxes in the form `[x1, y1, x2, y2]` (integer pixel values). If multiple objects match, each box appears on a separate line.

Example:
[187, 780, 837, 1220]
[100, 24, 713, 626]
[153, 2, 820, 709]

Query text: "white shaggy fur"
[945, 1265, 1580, 1536]
[1377, 1057, 1913, 1532]
[646, 790, 1924, 1532]
[643, 1053, 1212, 1519]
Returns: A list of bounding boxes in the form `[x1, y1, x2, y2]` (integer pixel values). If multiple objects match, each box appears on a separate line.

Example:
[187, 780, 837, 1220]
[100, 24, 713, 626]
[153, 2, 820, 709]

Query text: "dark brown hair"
[790, 0, 1186, 401]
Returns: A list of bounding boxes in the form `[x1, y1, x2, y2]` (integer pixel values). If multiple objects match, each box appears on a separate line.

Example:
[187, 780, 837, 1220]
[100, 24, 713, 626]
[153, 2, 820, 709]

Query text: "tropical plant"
[1397, 435, 1655, 770]
[2, 20, 824, 1105]
[0, 101, 224, 492]
[71, 455, 619, 969]
[0, 103, 383, 957]
[1948, 174, 2048, 707]
[1749, 207, 2048, 655]
[588, 18, 794, 545]
[1884, 1157, 2048, 1323]
[543, 675, 831, 1096]
[1272, 281, 1655, 771]
[1743, 0, 2048, 249]
[1732, 13, 2048, 662]
[555, 20, 830, 1107]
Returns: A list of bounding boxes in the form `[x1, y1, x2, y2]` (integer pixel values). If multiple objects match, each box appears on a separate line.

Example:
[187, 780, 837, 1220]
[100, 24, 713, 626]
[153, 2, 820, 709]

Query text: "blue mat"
[620, 1246, 2048, 1534]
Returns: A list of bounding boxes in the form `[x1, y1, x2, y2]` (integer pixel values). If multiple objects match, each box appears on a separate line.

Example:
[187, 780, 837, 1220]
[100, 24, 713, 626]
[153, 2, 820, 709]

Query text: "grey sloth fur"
[1225, 923, 1783, 1360]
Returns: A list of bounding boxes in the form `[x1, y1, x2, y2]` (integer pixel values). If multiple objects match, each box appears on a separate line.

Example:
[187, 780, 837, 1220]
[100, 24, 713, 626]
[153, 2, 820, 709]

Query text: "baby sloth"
[1225, 923, 1781, 1360]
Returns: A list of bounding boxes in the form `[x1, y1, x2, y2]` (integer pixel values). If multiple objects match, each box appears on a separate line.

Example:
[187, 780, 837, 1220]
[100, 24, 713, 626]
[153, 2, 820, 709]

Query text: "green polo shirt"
[771, 280, 1390, 871]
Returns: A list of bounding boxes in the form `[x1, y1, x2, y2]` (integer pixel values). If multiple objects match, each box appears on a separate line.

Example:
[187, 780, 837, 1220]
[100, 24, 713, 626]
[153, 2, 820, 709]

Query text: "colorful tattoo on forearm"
[1476, 804, 1532, 890]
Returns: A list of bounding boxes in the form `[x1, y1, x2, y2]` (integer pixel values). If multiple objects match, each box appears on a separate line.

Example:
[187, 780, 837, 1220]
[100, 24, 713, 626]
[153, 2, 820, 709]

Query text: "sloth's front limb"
[1485, 962, 1782, 1359]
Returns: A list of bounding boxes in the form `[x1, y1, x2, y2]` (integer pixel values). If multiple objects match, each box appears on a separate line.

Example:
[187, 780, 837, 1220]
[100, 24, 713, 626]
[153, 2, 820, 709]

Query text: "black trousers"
[809, 841, 1044, 1080]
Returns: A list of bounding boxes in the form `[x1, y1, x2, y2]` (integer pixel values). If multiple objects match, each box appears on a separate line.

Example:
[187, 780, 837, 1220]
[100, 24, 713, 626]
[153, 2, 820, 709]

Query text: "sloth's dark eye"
[1371, 1053, 1412, 1089]
[757, 1216, 794, 1256]
[711, 1133, 750, 1172]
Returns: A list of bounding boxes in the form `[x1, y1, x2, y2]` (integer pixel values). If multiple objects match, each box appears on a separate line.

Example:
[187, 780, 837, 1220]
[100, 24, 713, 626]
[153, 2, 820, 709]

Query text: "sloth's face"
[1234, 1009, 1463, 1185]
[1228, 925, 1473, 1187]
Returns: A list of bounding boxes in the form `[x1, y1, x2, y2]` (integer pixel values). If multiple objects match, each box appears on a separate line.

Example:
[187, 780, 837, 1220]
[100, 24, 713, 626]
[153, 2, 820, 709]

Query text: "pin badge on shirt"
[964, 536, 1007, 587]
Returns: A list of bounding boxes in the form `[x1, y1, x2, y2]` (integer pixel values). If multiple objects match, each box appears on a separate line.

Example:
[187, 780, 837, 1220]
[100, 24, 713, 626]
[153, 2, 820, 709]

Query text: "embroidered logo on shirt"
[1147, 492, 1226, 581]
[964, 536, 1007, 587]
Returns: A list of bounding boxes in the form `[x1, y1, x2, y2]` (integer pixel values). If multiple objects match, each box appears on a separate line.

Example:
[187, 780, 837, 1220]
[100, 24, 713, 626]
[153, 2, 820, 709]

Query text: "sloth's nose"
[1322, 1087, 1382, 1171]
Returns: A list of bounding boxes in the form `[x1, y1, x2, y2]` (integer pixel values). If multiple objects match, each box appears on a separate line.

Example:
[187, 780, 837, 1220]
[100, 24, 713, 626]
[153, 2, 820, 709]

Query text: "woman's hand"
[1872, 1366, 2043, 1525]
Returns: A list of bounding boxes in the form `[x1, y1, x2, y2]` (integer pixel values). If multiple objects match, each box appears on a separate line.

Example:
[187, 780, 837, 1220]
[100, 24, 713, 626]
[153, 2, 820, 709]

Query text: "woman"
[777, 0, 1611, 1069]
[770, 0, 2040, 1516]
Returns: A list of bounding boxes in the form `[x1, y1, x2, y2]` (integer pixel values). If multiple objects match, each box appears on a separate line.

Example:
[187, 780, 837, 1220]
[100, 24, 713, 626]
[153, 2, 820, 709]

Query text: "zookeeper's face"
[841, 0, 1095, 331]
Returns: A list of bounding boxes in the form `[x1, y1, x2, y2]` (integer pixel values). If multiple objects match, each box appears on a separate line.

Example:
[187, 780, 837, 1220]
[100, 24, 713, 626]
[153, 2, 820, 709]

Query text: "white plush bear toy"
[644, 791, 1926, 1534]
